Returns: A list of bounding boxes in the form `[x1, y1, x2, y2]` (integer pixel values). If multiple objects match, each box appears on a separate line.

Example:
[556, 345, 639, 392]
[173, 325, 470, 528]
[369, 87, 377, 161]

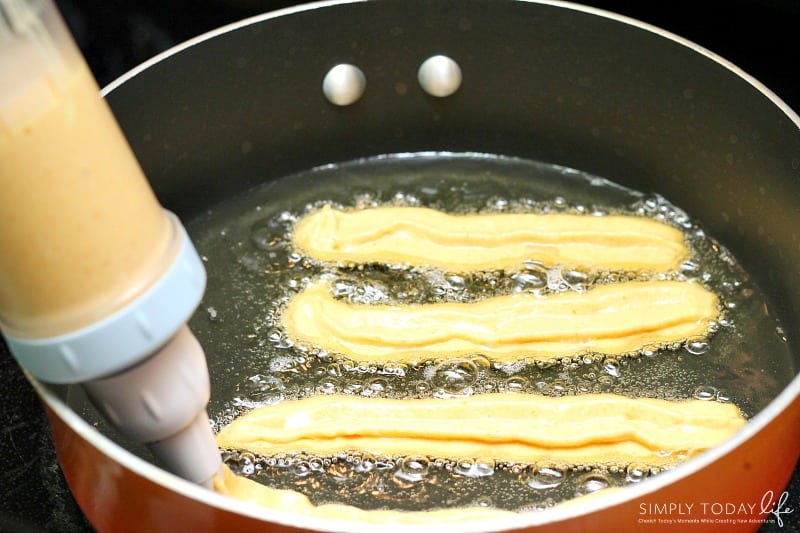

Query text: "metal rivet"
[322, 64, 366, 106]
[418, 55, 462, 97]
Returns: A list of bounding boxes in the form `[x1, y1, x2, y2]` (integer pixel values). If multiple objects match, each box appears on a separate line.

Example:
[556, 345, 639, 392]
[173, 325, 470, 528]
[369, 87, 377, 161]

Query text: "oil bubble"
[498, 360, 526, 375]
[454, 457, 495, 478]
[505, 376, 529, 392]
[602, 358, 621, 378]
[547, 379, 568, 395]
[576, 471, 611, 495]
[317, 381, 337, 394]
[238, 452, 256, 475]
[270, 355, 299, 373]
[380, 362, 407, 377]
[343, 381, 364, 394]
[431, 283, 449, 296]
[684, 337, 710, 355]
[268, 333, 294, 350]
[414, 380, 431, 394]
[596, 375, 614, 386]
[563, 268, 591, 290]
[394, 456, 430, 484]
[308, 457, 325, 471]
[509, 464, 525, 475]
[525, 465, 565, 490]
[354, 453, 377, 473]
[290, 460, 313, 477]
[693, 385, 718, 401]
[350, 283, 388, 305]
[639, 346, 659, 358]
[333, 281, 352, 298]
[287, 252, 302, 266]
[362, 377, 390, 397]
[432, 359, 478, 396]
[490, 197, 509, 210]
[447, 275, 466, 290]
[638, 196, 659, 213]
[510, 270, 547, 292]
[354, 194, 378, 209]
[243, 374, 285, 404]
[471, 355, 492, 370]
[278, 210, 297, 223]
[481, 379, 499, 393]
[625, 464, 649, 483]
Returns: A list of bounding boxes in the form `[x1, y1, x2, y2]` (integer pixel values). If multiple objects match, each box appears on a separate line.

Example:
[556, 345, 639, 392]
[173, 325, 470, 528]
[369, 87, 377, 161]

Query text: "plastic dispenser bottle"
[0, 0, 221, 487]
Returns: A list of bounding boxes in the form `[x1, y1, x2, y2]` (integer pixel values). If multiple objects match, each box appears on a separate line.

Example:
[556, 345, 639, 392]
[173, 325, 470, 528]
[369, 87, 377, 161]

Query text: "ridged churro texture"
[217, 394, 745, 466]
[281, 280, 719, 362]
[292, 205, 687, 272]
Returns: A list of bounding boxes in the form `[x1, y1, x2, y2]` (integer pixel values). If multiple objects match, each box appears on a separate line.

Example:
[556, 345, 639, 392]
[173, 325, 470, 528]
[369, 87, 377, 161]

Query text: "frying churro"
[214, 464, 521, 524]
[281, 280, 719, 362]
[217, 393, 745, 466]
[292, 205, 687, 272]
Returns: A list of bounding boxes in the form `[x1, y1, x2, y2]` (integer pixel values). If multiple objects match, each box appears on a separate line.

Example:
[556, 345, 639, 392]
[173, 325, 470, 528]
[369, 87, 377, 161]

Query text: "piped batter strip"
[215, 465, 522, 524]
[216, 393, 746, 467]
[281, 280, 719, 362]
[292, 205, 688, 272]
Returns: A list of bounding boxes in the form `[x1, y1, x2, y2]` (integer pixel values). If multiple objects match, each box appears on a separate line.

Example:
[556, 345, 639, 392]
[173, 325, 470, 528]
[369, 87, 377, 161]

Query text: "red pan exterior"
[43, 387, 800, 531]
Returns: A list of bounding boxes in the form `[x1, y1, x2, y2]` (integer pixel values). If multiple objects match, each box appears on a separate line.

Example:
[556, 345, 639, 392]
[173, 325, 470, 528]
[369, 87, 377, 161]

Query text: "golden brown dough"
[281, 280, 719, 362]
[217, 393, 745, 466]
[292, 205, 687, 272]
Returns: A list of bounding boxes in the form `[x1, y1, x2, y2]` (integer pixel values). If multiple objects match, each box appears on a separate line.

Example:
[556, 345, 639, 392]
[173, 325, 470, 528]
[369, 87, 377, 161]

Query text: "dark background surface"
[1, 1, 799, 531]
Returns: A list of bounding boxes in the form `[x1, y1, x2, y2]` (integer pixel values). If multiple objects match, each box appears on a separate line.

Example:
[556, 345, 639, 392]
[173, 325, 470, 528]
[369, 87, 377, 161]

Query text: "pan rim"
[35, 368, 800, 531]
[102, 0, 800, 132]
[59, 0, 800, 530]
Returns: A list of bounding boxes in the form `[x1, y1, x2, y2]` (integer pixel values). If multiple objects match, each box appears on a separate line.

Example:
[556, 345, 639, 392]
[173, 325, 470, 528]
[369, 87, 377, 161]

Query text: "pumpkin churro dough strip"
[292, 205, 688, 272]
[281, 280, 719, 362]
[214, 464, 521, 524]
[217, 394, 745, 467]
[214, 465, 621, 523]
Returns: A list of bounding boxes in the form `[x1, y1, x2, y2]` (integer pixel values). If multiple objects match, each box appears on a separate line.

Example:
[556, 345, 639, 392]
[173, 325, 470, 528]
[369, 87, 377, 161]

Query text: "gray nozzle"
[82, 325, 221, 486]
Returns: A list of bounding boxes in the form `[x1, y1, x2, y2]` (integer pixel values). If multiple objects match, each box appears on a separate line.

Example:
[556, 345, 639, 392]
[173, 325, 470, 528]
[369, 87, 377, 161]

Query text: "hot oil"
[186, 153, 794, 512]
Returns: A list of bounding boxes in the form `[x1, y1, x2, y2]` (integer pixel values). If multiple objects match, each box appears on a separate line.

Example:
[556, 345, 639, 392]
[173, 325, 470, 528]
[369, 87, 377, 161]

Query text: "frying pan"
[14, 0, 800, 530]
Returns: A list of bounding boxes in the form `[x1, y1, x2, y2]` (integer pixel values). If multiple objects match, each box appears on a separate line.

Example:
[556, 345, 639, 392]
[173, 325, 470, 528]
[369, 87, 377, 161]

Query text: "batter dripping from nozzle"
[0, 0, 221, 487]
